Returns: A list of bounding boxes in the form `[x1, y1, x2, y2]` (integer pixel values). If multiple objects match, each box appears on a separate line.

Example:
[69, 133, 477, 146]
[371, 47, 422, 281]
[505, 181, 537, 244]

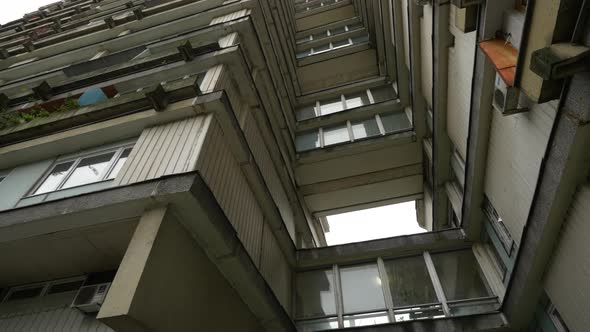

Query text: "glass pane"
[34, 161, 75, 195]
[448, 298, 498, 316]
[343, 311, 389, 327]
[297, 49, 312, 59]
[320, 97, 344, 116]
[347, 22, 364, 31]
[312, 31, 328, 40]
[383, 256, 438, 307]
[351, 118, 380, 140]
[297, 104, 320, 121]
[332, 38, 351, 49]
[312, 43, 330, 55]
[0, 176, 5, 184]
[380, 112, 411, 134]
[431, 250, 492, 301]
[340, 263, 386, 313]
[107, 148, 132, 180]
[61, 152, 115, 189]
[323, 125, 349, 146]
[345, 91, 370, 109]
[370, 85, 396, 103]
[352, 34, 370, 44]
[295, 269, 337, 318]
[297, 317, 339, 332]
[296, 130, 321, 152]
[330, 26, 346, 35]
[394, 304, 444, 322]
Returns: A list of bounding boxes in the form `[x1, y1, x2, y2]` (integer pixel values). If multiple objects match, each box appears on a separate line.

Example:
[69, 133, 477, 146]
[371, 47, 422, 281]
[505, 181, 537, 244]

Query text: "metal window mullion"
[333, 264, 344, 328]
[319, 127, 325, 148]
[341, 94, 347, 110]
[367, 88, 375, 104]
[316, 100, 322, 117]
[375, 114, 386, 135]
[377, 257, 396, 323]
[423, 251, 451, 316]
[55, 157, 82, 191]
[346, 120, 354, 142]
[101, 146, 125, 181]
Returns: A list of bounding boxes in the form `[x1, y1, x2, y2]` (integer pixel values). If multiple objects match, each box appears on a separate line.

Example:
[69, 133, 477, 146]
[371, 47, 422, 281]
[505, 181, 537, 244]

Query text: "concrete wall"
[543, 184, 590, 332]
[0, 160, 53, 211]
[197, 118, 266, 267]
[243, 111, 297, 242]
[98, 208, 262, 332]
[297, 49, 379, 93]
[446, 5, 476, 160]
[296, 5, 356, 31]
[0, 291, 113, 332]
[484, 101, 557, 244]
[114, 115, 211, 186]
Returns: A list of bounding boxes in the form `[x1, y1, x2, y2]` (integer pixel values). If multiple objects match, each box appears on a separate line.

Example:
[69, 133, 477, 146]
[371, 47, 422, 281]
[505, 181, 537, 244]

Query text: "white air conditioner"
[492, 73, 526, 115]
[71, 283, 111, 313]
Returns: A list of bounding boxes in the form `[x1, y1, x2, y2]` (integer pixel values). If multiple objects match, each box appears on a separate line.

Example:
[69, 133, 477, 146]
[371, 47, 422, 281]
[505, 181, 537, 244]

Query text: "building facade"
[0, 0, 588, 331]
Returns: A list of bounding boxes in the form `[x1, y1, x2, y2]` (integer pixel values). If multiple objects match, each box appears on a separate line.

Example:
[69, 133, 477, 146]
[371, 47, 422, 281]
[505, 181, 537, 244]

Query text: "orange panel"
[479, 39, 518, 70]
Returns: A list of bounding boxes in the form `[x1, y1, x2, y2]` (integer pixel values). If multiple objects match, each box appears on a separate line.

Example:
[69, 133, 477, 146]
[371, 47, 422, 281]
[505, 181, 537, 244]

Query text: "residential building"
[0, 0, 588, 331]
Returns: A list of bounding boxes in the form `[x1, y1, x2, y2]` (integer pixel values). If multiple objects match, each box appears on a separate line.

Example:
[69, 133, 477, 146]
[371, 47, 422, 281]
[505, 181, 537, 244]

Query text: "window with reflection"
[380, 112, 411, 134]
[296, 130, 321, 152]
[383, 255, 438, 308]
[31, 143, 134, 196]
[323, 125, 349, 146]
[343, 312, 389, 327]
[295, 269, 337, 319]
[340, 263, 386, 313]
[351, 118, 380, 140]
[431, 250, 492, 301]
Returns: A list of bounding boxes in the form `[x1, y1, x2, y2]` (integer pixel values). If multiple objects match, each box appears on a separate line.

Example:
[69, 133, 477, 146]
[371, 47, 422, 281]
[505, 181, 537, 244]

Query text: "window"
[482, 195, 514, 255]
[296, 35, 369, 59]
[31, 144, 134, 196]
[295, 84, 396, 121]
[295, 269, 337, 319]
[547, 303, 570, 332]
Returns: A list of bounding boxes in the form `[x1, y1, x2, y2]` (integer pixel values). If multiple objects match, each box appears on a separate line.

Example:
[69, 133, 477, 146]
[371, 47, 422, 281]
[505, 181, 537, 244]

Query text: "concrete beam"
[502, 71, 590, 328]
[333, 312, 508, 331]
[431, 0, 453, 230]
[461, 1, 508, 240]
[297, 228, 468, 269]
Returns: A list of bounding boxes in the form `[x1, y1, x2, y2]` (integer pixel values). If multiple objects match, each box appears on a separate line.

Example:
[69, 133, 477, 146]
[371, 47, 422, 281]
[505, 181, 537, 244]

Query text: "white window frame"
[27, 140, 135, 197]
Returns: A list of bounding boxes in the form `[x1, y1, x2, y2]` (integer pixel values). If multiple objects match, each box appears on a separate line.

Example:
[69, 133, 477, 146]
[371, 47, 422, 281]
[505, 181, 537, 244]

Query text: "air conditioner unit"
[71, 283, 111, 313]
[451, 0, 482, 8]
[492, 73, 527, 115]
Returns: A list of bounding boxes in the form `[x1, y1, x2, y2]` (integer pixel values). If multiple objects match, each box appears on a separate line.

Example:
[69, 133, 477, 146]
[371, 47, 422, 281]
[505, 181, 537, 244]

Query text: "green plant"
[0, 97, 79, 130]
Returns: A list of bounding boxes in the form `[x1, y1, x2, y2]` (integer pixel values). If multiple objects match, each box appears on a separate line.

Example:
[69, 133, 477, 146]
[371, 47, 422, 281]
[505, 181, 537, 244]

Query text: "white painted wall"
[446, 5, 476, 160]
[544, 184, 590, 332]
[484, 101, 557, 244]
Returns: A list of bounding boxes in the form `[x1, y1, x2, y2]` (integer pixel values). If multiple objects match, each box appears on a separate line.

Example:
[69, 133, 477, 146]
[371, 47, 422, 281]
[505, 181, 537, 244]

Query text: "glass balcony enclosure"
[295, 112, 411, 152]
[294, 249, 498, 331]
[296, 35, 370, 59]
[296, 22, 364, 44]
[296, 84, 397, 121]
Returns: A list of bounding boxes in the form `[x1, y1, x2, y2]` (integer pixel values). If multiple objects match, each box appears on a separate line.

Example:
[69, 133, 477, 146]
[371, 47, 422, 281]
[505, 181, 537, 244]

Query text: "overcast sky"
[1, 1, 59, 24]
[325, 201, 425, 246]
